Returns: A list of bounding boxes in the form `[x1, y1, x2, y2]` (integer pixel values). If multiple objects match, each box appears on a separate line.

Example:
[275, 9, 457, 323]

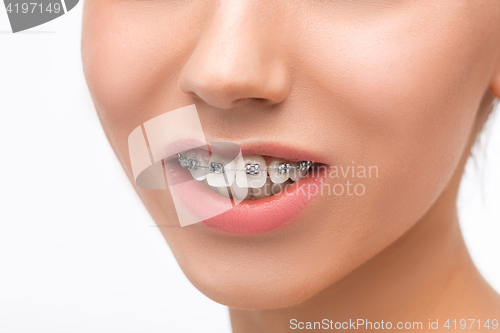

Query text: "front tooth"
[236, 155, 267, 188]
[268, 158, 290, 184]
[189, 151, 210, 181]
[206, 153, 236, 187]
[203, 178, 219, 194]
[217, 187, 231, 199]
[251, 177, 273, 199]
[231, 180, 251, 201]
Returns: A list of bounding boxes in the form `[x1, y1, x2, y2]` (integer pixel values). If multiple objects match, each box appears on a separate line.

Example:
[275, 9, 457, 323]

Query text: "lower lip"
[165, 162, 327, 235]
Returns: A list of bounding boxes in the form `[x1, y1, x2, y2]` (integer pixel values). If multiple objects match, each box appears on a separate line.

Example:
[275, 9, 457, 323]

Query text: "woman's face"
[82, 0, 500, 308]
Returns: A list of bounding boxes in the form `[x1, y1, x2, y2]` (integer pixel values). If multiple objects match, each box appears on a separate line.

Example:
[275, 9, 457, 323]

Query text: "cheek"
[81, 1, 215, 198]
[81, 1, 207, 144]
[299, 2, 493, 228]
[81, 1, 195, 228]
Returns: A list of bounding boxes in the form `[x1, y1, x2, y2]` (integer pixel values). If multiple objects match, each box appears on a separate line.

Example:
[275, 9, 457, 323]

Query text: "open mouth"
[177, 149, 316, 201]
[163, 142, 328, 235]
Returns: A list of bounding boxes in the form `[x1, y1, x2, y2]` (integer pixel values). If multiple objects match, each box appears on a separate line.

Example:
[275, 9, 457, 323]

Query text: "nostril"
[239, 97, 272, 107]
[253, 97, 269, 105]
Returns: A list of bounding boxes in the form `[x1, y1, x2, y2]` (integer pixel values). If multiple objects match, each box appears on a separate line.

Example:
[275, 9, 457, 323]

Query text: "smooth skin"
[82, 1, 500, 332]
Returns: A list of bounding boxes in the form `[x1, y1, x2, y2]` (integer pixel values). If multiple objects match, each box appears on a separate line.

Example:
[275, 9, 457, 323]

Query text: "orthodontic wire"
[177, 153, 313, 174]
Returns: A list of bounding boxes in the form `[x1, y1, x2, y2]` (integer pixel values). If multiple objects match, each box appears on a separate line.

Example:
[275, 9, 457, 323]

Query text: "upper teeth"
[236, 155, 267, 188]
[176, 152, 313, 191]
[245, 164, 260, 175]
[187, 159, 199, 171]
[209, 162, 224, 174]
[207, 155, 236, 187]
[298, 161, 312, 172]
[268, 158, 290, 184]
[177, 153, 312, 175]
[178, 154, 189, 168]
[277, 162, 291, 174]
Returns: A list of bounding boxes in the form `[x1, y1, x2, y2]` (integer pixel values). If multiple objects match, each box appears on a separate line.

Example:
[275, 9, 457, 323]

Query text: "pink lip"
[163, 141, 328, 235]
[162, 138, 209, 161]
[238, 143, 328, 165]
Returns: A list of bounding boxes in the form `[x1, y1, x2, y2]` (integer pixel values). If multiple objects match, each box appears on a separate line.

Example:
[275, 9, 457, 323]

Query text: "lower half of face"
[82, 0, 499, 308]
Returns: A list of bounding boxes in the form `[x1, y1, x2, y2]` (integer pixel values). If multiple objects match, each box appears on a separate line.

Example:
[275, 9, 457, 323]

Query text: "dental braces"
[177, 153, 313, 175]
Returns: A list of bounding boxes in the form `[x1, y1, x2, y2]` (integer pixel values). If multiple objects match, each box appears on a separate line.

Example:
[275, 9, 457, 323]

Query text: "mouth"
[163, 141, 328, 235]
[177, 149, 316, 200]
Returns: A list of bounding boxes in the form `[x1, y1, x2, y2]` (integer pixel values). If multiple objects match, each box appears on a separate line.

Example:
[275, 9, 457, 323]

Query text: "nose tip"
[177, 3, 291, 110]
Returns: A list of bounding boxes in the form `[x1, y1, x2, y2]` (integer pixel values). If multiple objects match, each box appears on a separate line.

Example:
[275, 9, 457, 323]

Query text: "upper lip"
[162, 138, 329, 165]
[237, 142, 328, 165]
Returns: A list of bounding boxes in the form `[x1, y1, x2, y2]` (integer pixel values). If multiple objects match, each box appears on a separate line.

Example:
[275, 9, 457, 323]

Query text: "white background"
[0, 3, 499, 332]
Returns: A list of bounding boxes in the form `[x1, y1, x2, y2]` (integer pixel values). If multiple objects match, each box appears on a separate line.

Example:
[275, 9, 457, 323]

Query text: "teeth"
[206, 153, 236, 187]
[189, 151, 210, 181]
[181, 151, 314, 200]
[204, 178, 218, 194]
[268, 158, 290, 184]
[298, 161, 312, 172]
[230, 179, 251, 201]
[251, 178, 273, 199]
[236, 155, 267, 188]
[216, 186, 231, 199]
[289, 163, 308, 181]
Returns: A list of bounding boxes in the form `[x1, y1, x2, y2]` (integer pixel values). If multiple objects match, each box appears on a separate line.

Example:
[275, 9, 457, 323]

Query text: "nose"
[178, 1, 291, 109]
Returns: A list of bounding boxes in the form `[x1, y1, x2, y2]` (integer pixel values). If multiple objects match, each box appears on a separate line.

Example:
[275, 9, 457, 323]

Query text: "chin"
[182, 263, 331, 309]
